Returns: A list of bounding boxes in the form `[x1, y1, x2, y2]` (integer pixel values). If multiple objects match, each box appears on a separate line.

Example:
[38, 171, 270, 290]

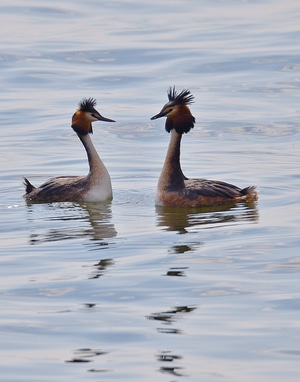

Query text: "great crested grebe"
[24, 98, 115, 203]
[151, 87, 257, 208]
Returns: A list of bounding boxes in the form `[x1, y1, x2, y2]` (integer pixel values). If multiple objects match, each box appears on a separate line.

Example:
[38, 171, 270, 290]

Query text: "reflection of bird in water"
[83, 202, 117, 241]
[24, 98, 115, 202]
[28, 202, 117, 245]
[156, 203, 259, 233]
[151, 87, 258, 207]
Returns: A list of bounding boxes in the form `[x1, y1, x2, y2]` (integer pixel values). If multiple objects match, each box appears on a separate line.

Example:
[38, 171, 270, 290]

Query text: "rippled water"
[1, 0, 300, 381]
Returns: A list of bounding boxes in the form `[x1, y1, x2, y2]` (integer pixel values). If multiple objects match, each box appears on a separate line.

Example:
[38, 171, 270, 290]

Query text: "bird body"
[24, 98, 114, 203]
[151, 87, 257, 208]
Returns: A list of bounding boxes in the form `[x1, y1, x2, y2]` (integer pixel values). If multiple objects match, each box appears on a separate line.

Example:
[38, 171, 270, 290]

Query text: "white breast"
[84, 172, 112, 202]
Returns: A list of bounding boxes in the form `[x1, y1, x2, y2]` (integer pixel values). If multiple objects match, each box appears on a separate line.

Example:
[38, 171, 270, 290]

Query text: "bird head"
[151, 87, 195, 134]
[72, 98, 115, 135]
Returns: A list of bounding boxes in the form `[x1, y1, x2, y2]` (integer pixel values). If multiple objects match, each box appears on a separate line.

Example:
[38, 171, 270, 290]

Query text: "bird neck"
[158, 129, 186, 192]
[78, 133, 107, 177]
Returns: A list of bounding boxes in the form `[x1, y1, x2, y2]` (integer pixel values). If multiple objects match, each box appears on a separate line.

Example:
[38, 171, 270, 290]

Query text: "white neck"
[79, 133, 112, 201]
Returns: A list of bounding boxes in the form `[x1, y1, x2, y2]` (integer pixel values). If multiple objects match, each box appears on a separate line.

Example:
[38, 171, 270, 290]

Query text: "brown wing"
[184, 178, 244, 198]
[28, 176, 89, 202]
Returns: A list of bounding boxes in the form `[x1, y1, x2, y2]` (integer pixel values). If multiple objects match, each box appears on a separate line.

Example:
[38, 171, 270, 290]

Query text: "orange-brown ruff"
[23, 98, 115, 202]
[151, 87, 257, 208]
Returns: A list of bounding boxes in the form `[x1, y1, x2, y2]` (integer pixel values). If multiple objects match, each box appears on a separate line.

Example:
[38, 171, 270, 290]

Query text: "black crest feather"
[79, 97, 97, 112]
[167, 86, 194, 106]
[165, 87, 195, 134]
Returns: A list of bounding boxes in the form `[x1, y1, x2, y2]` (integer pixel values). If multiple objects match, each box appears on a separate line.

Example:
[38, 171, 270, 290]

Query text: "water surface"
[1, 0, 300, 381]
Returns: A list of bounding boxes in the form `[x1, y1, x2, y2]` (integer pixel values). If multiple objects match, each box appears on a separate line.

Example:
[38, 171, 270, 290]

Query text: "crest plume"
[79, 98, 97, 112]
[168, 86, 194, 106]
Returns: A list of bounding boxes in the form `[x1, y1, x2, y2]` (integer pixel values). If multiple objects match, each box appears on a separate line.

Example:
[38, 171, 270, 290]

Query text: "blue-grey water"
[1, 0, 300, 381]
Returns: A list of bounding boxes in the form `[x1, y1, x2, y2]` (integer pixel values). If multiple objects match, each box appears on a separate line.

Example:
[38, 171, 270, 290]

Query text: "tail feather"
[23, 177, 36, 194]
[241, 185, 257, 200]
